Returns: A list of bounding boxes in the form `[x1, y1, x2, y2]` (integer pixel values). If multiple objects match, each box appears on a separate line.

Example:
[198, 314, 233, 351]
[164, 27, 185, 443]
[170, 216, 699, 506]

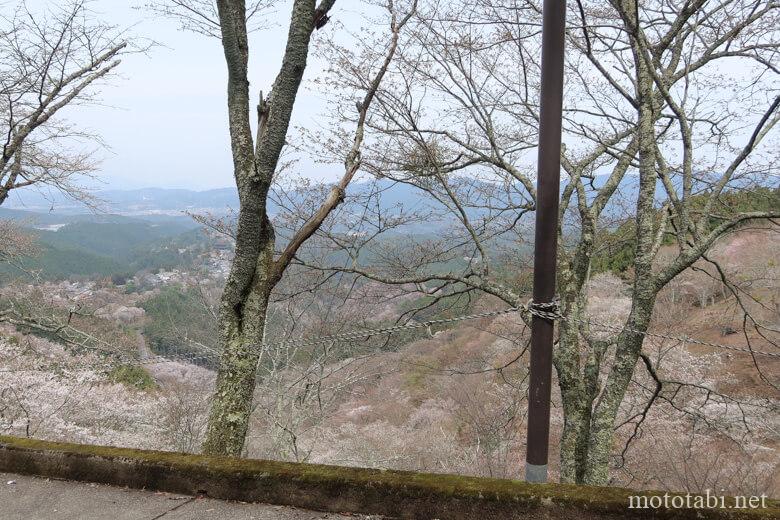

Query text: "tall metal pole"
[525, 0, 566, 484]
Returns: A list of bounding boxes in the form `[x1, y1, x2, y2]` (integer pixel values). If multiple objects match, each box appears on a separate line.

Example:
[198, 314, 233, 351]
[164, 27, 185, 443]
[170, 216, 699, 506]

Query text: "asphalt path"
[1, 472, 384, 520]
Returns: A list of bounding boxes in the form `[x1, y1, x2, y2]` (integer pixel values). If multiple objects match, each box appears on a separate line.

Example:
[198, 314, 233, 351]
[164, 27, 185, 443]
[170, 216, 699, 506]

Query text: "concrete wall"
[0, 436, 776, 519]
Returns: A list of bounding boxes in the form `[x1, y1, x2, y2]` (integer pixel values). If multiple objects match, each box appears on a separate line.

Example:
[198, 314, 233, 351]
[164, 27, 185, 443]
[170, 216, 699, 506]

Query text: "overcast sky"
[23, 0, 355, 191]
[18, 2, 776, 193]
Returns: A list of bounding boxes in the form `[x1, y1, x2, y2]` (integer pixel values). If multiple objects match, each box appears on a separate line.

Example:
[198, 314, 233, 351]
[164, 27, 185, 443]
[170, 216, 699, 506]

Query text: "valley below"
[0, 197, 777, 496]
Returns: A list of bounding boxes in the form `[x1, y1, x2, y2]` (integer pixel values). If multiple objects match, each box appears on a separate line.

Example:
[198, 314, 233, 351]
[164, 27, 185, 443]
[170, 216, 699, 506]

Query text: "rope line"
[270, 306, 528, 349]
[3, 299, 778, 375]
[261, 300, 780, 359]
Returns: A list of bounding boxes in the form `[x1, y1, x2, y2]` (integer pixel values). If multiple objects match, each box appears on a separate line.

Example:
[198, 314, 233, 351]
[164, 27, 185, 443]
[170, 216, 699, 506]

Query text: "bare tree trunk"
[581, 21, 659, 481]
[200, 0, 410, 456]
[555, 272, 596, 483]
[0, 2, 127, 207]
[202, 228, 274, 455]
[201, 0, 319, 457]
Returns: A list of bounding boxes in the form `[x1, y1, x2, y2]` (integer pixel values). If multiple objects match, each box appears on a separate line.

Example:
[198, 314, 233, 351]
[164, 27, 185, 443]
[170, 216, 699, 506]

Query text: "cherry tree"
[309, 0, 780, 484]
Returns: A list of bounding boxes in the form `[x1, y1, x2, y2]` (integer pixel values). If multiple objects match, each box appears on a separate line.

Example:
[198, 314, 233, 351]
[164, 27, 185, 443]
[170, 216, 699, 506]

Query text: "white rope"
[257, 300, 780, 359]
[4, 299, 778, 375]
[270, 305, 529, 349]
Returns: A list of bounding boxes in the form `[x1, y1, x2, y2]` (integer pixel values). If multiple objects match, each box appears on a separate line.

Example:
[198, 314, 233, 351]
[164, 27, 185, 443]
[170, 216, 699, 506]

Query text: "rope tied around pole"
[6, 296, 779, 375]
[526, 297, 563, 321]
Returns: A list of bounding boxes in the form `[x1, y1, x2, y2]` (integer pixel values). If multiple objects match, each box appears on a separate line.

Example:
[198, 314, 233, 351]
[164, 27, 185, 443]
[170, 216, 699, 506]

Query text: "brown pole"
[525, 0, 566, 484]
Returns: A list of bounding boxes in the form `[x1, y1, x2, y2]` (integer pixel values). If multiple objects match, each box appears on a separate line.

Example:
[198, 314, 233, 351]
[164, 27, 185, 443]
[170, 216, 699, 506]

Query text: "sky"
[21, 0, 353, 190]
[15, 2, 777, 193]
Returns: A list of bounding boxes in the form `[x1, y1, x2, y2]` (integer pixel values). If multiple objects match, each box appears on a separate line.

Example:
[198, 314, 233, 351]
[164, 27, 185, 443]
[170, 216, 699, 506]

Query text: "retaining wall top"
[0, 435, 777, 520]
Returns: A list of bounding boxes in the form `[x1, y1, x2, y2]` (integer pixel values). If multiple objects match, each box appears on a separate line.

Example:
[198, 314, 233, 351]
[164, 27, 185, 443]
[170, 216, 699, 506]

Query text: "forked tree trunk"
[578, 29, 660, 483]
[556, 301, 597, 483]
[201, 0, 320, 457]
[202, 227, 275, 456]
[200, 0, 405, 457]
[556, 8, 662, 481]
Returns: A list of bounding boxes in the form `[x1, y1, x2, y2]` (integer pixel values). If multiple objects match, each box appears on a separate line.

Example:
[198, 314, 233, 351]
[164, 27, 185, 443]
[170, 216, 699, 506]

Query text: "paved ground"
[1, 472, 382, 520]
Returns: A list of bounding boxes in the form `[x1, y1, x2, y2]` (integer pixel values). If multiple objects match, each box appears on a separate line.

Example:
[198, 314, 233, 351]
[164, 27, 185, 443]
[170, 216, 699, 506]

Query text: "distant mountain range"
[3, 174, 775, 221]
[1, 176, 775, 280]
[0, 181, 452, 226]
[1, 177, 621, 216]
[0, 209, 207, 280]
[2, 187, 240, 216]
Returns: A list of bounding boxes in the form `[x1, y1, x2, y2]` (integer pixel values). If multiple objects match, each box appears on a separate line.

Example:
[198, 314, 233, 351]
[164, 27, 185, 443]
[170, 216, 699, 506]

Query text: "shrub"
[109, 364, 157, 391]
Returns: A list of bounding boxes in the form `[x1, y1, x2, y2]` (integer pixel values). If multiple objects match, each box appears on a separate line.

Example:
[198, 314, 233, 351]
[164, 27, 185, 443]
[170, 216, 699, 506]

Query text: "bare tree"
[148, 0, 416, 456]
[0, 0, 129, 207]
[143, 0, 276, 37]
[0, 218, 37, 265]
[310, 0, 780, 485]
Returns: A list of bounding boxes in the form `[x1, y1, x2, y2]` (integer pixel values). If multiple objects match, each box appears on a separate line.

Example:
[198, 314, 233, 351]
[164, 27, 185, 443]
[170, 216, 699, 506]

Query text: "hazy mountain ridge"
[7, 174, 772, 218]
[2, 178, 775, 280]
[1, 182, 432, 217]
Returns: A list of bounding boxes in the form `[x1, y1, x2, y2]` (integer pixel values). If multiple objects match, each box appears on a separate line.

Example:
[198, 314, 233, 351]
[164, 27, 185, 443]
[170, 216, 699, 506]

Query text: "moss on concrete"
[0, 435, 777, 519]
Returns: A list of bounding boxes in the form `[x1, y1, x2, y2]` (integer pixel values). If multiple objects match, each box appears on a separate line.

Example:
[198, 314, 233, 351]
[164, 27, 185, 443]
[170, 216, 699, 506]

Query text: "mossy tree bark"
[554, 0, 780, 485]
[201, 0, 333, 457]
[579, 33, 660, 482]
[201, 0, 410, 457]
[555, 131, 640, 484]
